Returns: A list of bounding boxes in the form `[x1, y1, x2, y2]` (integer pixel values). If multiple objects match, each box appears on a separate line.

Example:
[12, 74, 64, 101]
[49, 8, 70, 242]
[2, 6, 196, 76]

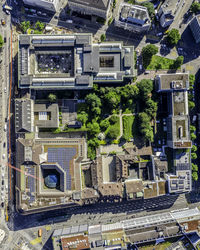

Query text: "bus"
[38, 229, 42, 237]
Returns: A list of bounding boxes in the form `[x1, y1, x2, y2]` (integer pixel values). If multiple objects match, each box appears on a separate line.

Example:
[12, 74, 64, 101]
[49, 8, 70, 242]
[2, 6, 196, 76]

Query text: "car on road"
[5, 10, 10, 15]
[2, 180, 4, 185]
[1, 202, 4, 207]
[3, 142, 6, 148]
[156, 32, 163, 37]
[4, 87, 7, 93]
[1, 19, 5, 25]
[2, 154, 5, 159]
[4, 123, 7, 131]
[66, 19, 73, 23]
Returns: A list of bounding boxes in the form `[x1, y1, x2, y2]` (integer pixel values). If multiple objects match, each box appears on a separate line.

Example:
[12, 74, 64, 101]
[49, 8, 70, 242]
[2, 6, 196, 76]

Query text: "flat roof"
[157, 73, 189, 91]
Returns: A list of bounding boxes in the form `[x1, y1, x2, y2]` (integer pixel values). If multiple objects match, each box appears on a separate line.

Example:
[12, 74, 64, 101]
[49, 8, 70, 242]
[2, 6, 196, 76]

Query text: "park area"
[146, 55, 176, 70]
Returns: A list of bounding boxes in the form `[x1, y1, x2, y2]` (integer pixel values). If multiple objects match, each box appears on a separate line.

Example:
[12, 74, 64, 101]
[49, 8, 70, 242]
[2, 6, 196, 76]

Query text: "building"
[67, 0, 111, 20]
[15, 98, 59, 133]
[189, 15, 200, 44]
[158, 0, 185, 28]
[115, 4, 151, 33]
[52, 207, 200, 249]
[18, 34, 135, 91]
[15, 136, 87, 214]
[15, 98, 34, 133]
[156, 73, 192, 194]
[23, 0, 59, 12]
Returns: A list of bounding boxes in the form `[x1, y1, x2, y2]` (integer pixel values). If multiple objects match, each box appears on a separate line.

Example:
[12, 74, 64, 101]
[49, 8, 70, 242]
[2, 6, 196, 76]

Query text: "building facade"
[23, 0, 59, 12]
[67, 0, 111, 20]
[158, 0, 185, 28]
[189, 15, 200, 44]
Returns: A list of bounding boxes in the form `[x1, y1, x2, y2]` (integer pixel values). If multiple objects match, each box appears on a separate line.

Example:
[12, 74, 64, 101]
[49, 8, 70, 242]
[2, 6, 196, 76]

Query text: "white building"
[23, 0, 59, 12]
[115, 4, 151, 33]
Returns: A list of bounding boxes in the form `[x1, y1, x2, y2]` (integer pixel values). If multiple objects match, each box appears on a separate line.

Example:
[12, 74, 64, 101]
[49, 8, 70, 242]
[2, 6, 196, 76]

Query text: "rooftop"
[68, 0, 110, 11]
[115, 3, 150, 29]
[156, 73, 189, 91]
[18, 34, 135, 89]
[61, 234, 89, 250]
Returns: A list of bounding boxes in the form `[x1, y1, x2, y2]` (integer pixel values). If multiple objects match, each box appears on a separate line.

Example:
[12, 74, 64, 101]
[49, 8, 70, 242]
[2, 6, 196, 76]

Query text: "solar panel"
[48, 147, 76, 190]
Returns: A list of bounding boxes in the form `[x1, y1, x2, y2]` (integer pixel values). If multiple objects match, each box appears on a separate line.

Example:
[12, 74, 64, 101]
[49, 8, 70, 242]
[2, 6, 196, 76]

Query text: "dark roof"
[15, 99, 33, 133]
[68, 0, 110, 11]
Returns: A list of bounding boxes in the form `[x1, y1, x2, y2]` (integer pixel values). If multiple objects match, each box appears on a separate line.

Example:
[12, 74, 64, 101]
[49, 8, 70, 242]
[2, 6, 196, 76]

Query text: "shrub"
[167, 29, 181, 46]
[109, 115, 119, 125]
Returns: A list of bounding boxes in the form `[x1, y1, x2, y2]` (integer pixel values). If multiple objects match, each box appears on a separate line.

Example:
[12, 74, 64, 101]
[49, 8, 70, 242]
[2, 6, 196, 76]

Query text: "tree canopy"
[106, 126, 119, 139]
[87, 122, 100, 136]
[104, 91, 120, 110]
[77, 111, 88, 126]
[167, 29, 181, 46]
[48, 93, 57, 102]
[142, 2, 155, 17]
[21, 21, 30, 34]
[35, 21, 45, 31]
[85, 93, 102, 116]
[137, 79, 153, 100]
[142, 44, 158, 67]
[100, 119, 110, 131]
[190, 2, 200, 14]
[138, 112, 154, 142]
[192, 171, 198, 181]
[173, 56, 184, 68]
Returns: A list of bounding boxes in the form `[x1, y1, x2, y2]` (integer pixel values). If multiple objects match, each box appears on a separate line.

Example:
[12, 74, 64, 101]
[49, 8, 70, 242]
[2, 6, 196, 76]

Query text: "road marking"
[30, 237, 42, 245]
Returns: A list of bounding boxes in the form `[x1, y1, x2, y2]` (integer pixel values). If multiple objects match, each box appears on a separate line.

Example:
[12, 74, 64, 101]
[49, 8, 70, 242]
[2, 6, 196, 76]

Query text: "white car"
[2, 154, 5, 159]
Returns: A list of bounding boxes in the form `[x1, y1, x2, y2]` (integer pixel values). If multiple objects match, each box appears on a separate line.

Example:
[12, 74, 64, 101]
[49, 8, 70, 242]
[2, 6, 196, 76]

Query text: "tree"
[191, 152, 197, 160]
[192, 171, 198, 181]
[190, 2, 200, 14]
[190, 125, 196, 133]
[100, 34, 106, 42]
[137, 79, 153, 100]
[188, 101, 195, 110]
[48, 93, 56, 102]
[35, 21, 45, 31]
[104, 91, 120, 110]
[100, 119, 110, 131]
[120, 85, 139, 101]
[191, 132, 197, 141]
[173, 56, 184, 68]
[145, 99, 158, 119]
[0, 35, 4, 49]
[142, 2, 155, 17]
[20, 21, 30, 33]
[138, 112, 154, 142]
[85, 93, 102, 116]
[192, 145, 197, 152]
[87, 122, 100, 136]
[109, 115, 118, 125]
[167, 29, 181, 46]
[189, 74, 195, 87]
[106, 126, 119, 139]
[192, 163, 198, 172]
[142, 44, 158, 67]
[77, 111, 88, 126]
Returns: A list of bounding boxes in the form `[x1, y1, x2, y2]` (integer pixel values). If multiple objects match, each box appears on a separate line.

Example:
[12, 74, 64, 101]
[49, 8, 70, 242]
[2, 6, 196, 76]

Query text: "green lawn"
[122, 115, 135, 141]
[146, 55, 176, 70]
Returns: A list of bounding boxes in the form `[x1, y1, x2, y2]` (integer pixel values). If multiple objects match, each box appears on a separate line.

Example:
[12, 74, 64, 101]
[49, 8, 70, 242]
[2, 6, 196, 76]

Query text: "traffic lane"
[10, 194, 180, 230]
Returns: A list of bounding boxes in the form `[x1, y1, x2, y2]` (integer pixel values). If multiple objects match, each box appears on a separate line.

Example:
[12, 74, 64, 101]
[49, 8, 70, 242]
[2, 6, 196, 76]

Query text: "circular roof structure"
[44, 174, 58, 188]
